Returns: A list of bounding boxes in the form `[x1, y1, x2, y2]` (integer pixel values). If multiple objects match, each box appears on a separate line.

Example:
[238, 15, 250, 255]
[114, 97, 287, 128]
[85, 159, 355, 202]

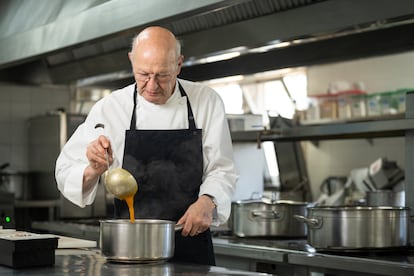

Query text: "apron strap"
[130, 82, 197, 130]
[130, 84, 138, 130]
[178, 82, 197, 130]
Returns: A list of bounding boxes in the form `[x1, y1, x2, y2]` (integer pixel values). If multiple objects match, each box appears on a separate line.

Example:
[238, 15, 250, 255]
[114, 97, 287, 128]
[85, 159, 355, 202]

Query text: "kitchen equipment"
[0, 163, 30, 200]
[100, 219, 182, 263]
[28, 112, 107, 219]
[368, 158, 404, 190]
[104, 168, 138, 199]
[294, 206, 409, 250]
[273, 139, 311, 202]
[0, 230, 58, 268]
[230, 199, 309, 237]
[0, 191, 15, 228]
[320, 176, 347, 195]
[96, 122, 138, 200]
[366, 190, 405, 206]
[315, 176, 347, 206]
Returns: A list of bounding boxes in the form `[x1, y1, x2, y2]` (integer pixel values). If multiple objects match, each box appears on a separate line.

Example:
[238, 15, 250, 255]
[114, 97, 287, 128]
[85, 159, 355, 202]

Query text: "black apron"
[114, 82, 215, 265]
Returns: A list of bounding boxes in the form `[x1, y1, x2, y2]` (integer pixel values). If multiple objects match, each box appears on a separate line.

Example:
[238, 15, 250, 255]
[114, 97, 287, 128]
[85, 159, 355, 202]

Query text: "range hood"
[1, 0, 414, 88]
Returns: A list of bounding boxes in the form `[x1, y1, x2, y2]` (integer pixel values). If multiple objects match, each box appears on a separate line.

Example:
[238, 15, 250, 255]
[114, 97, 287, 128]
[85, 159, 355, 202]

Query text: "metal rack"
[231, 117, 414, 142]
[231, 91, 414, 244]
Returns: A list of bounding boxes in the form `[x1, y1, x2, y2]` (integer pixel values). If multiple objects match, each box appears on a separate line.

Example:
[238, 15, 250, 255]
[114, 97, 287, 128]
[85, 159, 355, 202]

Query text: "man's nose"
[146, 76, 158, 88]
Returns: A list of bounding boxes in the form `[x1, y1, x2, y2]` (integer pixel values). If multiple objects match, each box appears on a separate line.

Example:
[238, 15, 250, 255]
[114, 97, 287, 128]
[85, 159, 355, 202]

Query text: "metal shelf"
[231, 118, 414, 142]
[233, 90, 414, 245]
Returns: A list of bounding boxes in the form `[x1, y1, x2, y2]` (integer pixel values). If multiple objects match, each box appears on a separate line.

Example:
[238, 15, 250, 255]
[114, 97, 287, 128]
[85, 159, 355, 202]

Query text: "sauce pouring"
[95, 123, 138, 222]
[104, 166, 138, 222]
[103, 143, 138, 222]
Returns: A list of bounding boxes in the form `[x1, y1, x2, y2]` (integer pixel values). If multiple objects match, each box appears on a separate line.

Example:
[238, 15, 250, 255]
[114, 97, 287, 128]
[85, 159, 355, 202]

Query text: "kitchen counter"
[0, 248, 270, 275]
[213, 236, 414, 275]
[31, 221, 414, 275]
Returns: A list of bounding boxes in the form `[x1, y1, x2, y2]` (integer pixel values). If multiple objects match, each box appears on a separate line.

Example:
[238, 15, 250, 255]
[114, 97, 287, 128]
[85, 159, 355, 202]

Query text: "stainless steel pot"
[100, 219, 182, 263]
[294, 206, 410, 250]
[230, 199, 309, 237]
[0, 172, 30, 199]
[365, 190, 405, 207]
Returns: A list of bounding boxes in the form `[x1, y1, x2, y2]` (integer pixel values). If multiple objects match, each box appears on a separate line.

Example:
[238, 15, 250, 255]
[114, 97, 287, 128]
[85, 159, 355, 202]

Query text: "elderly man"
[55, 26, 238, 265]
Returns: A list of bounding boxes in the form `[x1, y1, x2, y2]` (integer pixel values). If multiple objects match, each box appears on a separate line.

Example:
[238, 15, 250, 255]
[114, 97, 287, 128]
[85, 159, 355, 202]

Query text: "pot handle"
[293, 215, 323, 229]
[0, 163, 9, 171]
[175, 224, 184, 231]
[251, 210, 281, 220]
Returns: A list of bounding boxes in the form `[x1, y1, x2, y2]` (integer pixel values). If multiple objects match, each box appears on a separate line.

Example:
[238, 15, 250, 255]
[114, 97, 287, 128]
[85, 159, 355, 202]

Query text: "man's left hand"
[177, 195, 216, 237]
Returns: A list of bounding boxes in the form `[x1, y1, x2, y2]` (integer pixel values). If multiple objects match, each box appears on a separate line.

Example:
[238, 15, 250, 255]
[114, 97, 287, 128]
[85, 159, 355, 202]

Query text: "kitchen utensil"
[104, 168, 138, 199]
[100, 219, 183, 263]
[230, 199, 309, 237]
[315, 176, 347, 206]
[294, 206, 409, 250]
[0, 172, 30, 199]
[320, 176, 347, 195]
[104, 149, 110, 170]
[366, 190, 405, 207]
[94, 123, 138, 200]
[0, 163, 9, 170]
[368, 158, 404, 190]
[0, 163, 30, 200]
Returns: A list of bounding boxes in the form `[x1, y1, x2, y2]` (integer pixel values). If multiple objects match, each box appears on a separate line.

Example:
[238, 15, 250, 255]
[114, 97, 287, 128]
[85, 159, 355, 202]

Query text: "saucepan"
[230, 199, 309, 237]
[100, 219, 183, 263]
[365, 190, 405, 207]
[294, 206, 410, 250]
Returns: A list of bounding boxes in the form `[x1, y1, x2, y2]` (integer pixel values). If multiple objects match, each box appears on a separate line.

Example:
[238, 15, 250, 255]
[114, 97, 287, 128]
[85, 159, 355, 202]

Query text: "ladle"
[94, 123, 138, 199]
[104, 167, 138, 199]
[103, 145, 138, 199]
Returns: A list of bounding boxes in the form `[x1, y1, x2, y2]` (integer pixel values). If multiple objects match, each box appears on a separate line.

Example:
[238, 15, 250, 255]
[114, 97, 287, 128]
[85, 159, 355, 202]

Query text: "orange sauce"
[118, 193, 136, 223]
[122, 195, 135, 223]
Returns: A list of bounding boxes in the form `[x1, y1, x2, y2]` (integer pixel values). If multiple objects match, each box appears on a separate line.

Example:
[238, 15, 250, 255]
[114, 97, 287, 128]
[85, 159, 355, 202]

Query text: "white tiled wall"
[0, 82, 71, 172]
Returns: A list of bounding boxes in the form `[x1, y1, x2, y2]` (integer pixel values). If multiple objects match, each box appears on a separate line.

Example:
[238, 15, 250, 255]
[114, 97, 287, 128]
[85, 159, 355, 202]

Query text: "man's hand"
[177, 195, 216, 237]
[83, 135, 113, 192]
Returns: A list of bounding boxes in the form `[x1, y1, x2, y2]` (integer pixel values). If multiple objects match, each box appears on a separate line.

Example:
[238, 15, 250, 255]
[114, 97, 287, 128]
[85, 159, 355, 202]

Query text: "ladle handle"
[105, 149, 110, 170]
[95, 123, 110, 170]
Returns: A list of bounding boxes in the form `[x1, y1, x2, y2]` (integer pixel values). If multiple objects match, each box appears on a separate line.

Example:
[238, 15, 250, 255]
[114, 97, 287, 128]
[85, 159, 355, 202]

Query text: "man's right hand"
[83, 135, 113, 192]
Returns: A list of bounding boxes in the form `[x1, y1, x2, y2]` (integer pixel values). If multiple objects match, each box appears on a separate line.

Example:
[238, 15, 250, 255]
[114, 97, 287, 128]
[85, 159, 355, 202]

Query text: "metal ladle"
[104, 170, 138, 199]
[103, 152, 138, 200]
[95, 124, 138, 199]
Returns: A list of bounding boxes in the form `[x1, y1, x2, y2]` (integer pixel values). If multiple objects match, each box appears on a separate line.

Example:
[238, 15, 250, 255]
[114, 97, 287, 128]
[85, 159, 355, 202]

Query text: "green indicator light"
[5, 217, 11, 223]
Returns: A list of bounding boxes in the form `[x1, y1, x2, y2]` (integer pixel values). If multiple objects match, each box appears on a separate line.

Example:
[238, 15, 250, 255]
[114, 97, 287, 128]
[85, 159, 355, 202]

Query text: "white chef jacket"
[55, 79, 238, 225]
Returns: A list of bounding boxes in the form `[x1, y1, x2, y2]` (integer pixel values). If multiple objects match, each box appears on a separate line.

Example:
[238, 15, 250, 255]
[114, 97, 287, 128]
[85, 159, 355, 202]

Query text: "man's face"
[129, 43, 182, 105]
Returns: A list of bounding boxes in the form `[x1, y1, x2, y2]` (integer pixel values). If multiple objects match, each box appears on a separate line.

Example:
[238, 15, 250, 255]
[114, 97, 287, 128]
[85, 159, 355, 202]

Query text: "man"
[55, 26, 238, 265]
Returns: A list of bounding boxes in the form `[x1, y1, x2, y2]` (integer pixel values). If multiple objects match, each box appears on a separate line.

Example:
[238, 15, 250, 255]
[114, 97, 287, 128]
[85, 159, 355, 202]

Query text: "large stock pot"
[294, 206, 410, 250]
[100, 219, 182, 263]
[0, 162, 30, 199]
[230, 199, 309, 237]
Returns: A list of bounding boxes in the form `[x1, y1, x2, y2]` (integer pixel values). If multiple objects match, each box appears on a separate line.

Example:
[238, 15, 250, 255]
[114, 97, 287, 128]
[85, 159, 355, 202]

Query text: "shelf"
[15, 200, 60, 208]
[231, 118, 414, 142]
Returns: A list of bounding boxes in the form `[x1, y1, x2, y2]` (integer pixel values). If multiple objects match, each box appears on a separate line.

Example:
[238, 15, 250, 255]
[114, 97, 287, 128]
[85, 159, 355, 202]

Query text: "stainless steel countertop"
[213, 236, 414, 275]
[0, 248, 270, 275]
[31, 221, 414, 275]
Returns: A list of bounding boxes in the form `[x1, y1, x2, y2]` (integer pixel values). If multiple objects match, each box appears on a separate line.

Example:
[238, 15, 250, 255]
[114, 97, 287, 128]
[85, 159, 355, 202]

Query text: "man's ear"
[176, 54, 184, 74]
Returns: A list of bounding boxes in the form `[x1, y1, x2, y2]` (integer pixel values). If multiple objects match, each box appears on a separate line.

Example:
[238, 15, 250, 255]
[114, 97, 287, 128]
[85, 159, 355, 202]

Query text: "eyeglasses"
[135, 72, 173, 83]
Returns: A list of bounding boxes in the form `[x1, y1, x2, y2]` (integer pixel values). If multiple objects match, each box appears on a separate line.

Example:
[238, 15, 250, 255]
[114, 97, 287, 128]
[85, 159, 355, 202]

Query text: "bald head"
[130, 26, 181, 60]
[128, 26, 184, 104]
